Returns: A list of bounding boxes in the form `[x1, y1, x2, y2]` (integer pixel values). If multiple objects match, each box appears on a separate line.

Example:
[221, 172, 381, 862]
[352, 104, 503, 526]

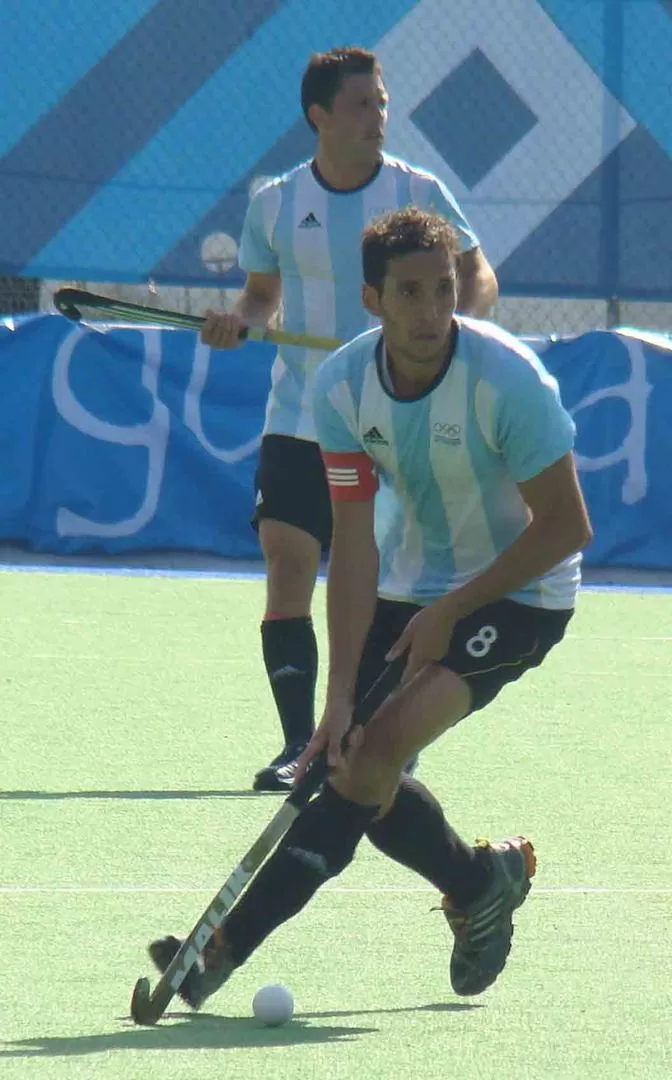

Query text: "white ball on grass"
[252, 984, 294, 1027]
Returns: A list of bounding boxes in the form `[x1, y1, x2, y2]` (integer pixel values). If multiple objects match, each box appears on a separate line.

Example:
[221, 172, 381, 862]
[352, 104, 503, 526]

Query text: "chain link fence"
[1, 2, 670, 336]
[0, 276, 667, 337]
[0, 277, 41, 316]
[18, 282, 668, 338]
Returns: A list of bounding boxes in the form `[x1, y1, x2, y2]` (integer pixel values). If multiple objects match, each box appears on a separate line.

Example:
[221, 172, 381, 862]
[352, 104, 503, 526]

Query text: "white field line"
[1, 884, 670, 896]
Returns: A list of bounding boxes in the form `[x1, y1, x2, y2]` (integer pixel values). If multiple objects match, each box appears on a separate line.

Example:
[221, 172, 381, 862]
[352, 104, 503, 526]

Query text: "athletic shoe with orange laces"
[441, 836, 537, 996]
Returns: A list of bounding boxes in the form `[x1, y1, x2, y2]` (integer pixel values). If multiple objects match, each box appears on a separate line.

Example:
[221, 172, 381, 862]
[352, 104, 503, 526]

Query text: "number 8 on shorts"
[465, 625, 498, 658]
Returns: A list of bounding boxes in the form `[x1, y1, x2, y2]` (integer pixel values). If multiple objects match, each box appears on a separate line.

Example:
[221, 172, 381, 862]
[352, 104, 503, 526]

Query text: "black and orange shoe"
[441, 836, 537, 996]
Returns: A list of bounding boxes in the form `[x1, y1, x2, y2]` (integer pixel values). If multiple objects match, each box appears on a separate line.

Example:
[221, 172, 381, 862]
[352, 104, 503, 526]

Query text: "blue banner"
[0, 315, 274, 558]
[0, 315, 670, 569]
[536, 328, 672, 568]
[0, 1, 671, 300]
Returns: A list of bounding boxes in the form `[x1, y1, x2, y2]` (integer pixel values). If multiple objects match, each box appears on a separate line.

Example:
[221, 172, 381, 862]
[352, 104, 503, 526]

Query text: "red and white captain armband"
[322, 451, 378, 501]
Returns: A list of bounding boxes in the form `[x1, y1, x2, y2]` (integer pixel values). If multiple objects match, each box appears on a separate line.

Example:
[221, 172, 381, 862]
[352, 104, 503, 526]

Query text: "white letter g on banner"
[52, 326, 170, 538]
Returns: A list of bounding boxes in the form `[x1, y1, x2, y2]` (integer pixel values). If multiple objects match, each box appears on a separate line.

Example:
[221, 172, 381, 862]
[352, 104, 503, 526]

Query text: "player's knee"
[262, 527, 319, 612]
[339, 742, 401, 807]
[360, 720, 410, 774]
[264, 550, 314, 609]
[265, 549, 306, 586]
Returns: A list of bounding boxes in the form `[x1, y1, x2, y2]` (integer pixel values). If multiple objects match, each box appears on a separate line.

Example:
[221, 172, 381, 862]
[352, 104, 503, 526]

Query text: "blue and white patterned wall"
[1, 0, 670, 299]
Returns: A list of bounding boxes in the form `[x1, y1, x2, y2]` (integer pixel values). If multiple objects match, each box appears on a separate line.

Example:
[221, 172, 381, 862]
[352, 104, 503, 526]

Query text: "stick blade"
[53, 287, 85, 322]
[130, 977, 157, 1026]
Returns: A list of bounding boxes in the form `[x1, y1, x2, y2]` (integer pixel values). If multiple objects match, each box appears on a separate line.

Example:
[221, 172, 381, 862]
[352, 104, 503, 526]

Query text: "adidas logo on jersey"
[298, 212, 321, 229]
[363, 426, 389, 446]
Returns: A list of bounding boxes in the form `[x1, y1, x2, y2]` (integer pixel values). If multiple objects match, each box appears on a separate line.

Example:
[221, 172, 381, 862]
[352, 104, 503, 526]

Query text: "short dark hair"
[301, 47, 380, 132]
[362, 207, 461, 292]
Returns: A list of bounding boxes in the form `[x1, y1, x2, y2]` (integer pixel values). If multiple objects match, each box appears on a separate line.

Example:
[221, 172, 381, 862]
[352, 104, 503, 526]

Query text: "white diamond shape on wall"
[376, 0, 636, 267]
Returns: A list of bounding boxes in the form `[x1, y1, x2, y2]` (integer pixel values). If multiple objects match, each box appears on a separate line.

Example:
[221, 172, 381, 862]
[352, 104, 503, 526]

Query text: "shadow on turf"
[186, 1003, 482, 1023]
[0, 1003, 481, 1059]
[296, 1003, 481, 1018]
[0, 789, 278, 800]
[0, 1017, 377, 1057]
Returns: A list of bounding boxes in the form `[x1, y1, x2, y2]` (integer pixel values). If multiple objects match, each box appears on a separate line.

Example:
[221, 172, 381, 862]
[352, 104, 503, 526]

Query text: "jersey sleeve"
[493, 357, 576, 483]
[238, 189, 279, 274]
[313, 368, 378, 501]
[412, 173, 480, 252]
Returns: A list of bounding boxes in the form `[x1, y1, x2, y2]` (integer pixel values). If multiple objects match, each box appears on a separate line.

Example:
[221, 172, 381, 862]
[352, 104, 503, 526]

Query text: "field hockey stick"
[53, 287, 342, 352]
[129, 656, 406, 1025]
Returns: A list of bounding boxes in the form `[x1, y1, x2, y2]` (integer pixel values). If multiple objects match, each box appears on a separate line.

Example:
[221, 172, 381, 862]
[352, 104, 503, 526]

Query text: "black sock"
[224, 785, 379, 965]
[366, 776, 491, 908]
[261, 617, 318, 747]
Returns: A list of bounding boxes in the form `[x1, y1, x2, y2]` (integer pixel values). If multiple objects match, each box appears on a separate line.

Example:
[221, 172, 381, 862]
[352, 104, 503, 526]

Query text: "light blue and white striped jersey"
[314, 318, 581, 610]
[238, 153, 479, 441]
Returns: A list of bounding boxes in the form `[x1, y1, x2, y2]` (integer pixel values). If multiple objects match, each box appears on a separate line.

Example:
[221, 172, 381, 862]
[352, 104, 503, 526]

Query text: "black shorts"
[355, 597, 573, 714]
[252, 434, 332, 550]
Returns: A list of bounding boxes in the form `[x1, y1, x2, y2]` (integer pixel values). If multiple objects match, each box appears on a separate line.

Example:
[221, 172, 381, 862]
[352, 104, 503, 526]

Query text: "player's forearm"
[231, 290, 280, 328]
[445, 512, 591, 619]
[325, 532, 379, 704]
